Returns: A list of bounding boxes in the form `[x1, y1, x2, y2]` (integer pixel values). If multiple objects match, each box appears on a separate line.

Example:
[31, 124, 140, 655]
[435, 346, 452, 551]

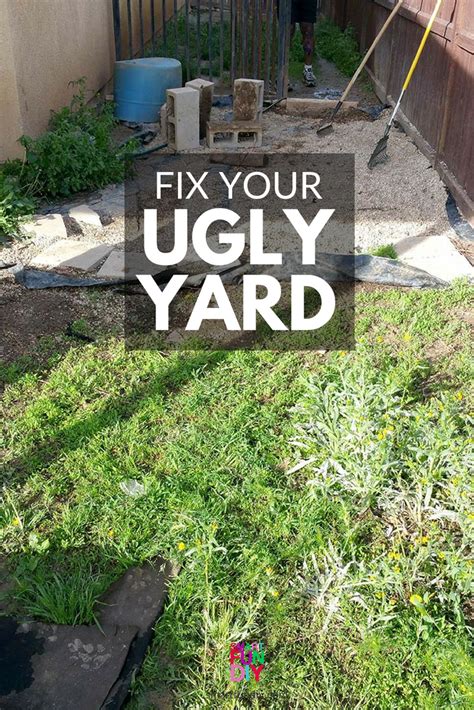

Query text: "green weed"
[1, 284, 473, 706]
[370, 243, 398, 259]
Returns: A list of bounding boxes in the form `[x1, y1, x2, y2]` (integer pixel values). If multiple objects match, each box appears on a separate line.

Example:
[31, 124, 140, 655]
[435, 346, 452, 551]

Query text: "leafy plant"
[0, 78, 135, 238]
[0, 172, 36, 239]
[315, 18, 363, 77]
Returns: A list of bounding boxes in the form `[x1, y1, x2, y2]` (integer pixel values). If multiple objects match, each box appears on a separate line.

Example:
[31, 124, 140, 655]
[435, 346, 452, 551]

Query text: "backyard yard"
[1, 2, 474, 706]
[2, 282, 473, 707]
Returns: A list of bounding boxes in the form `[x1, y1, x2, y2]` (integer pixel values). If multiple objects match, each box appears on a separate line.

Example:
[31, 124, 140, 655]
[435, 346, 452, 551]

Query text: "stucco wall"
[1, 0, 115, 161]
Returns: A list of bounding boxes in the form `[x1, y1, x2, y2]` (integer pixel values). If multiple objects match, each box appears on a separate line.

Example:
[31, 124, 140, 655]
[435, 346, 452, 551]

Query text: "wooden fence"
[320, 0, 474, 222]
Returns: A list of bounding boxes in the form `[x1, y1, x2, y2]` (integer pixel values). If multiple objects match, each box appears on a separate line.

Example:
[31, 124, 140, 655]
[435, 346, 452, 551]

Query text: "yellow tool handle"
[402, 0, 443, 90]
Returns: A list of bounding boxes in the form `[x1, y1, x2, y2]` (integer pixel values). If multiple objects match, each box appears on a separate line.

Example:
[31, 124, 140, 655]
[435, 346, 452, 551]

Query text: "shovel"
[317, 0, 405, 136]
[368, 0, 443, 168]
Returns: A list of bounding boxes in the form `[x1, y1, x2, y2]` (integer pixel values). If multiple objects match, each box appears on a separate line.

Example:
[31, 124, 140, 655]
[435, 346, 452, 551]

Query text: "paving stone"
[233, 78, 264, 122]
[166, 87, 200, 151]
[395, 233, 474, 282]
[89, 184, 124, 220]
[185, 78, 214, 139]
[30, 240, 113, 271]
[98, 559, 178, 709]
[97, 250, 166, 280]
[69, 204, 102, 228]
[0, 617, 137, 709]
[23, 214, 67, 240]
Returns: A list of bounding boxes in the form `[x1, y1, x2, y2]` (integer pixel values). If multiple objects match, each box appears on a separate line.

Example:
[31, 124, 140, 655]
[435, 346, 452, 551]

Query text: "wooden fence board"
[319, 0, 474, 221]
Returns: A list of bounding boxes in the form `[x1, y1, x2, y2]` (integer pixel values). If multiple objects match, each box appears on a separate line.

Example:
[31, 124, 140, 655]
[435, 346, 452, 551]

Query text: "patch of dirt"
[0, 280, 124, 363]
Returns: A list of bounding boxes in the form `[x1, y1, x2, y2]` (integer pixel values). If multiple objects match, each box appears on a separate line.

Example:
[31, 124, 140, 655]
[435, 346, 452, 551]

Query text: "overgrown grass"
[1, 283, 473, 708]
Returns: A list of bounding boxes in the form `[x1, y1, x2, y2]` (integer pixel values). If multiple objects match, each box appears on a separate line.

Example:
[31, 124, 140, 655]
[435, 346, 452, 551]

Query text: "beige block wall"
[1, 0, 115, 161]
[1, 0, 180, 162]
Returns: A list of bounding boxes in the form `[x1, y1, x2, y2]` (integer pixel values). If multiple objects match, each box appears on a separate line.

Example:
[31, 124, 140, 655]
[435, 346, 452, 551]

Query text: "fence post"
[112, 0, 122, 61]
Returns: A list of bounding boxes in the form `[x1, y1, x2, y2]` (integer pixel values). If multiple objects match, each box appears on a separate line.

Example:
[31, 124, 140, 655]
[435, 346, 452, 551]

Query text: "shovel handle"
[340, 0, 405, 104]
[402, 0, 443, 90]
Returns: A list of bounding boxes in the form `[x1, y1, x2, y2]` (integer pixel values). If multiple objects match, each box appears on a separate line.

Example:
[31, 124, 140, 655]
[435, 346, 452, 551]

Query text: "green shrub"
[0, 78, 135, 238]
[315, 18, 363, 76]
[0, 172, 36, 239]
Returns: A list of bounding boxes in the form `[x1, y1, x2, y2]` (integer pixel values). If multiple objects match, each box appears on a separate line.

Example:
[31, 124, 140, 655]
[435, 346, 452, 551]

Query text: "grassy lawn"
[1, 282, 473, 708]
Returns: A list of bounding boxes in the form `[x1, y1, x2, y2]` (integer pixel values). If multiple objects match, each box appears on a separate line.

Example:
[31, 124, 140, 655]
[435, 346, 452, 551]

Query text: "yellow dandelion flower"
[402, 333, 411, 342]
[455, 391, 463, 401]
[12, 517, 21, 527]
[388, 551, 401, 560]
[265, 567, 274, 576]
[270, 589, 279, 597]
[393, 566, 401, 574]
[107, 529, 115, 538]
[438, 551, 445, 559]
[377, 431, 386, 441]
[417, 535, 429, 545]
[409, 594, 423, 605]
[177, 541, 186, 551]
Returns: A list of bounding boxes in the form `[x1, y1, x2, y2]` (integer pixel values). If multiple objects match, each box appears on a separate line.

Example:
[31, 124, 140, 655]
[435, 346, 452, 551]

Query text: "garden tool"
[368, 0, 443, 168]
[317, 0, 405, 136]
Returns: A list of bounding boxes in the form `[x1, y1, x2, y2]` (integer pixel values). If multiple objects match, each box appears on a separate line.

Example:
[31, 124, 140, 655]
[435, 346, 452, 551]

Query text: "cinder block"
[233, 79, 264, 122]
[207, 121, 262, 149]
[185, 79, 214, 139]
[166, 87, 200, 151]
[160, 103, 168, 141]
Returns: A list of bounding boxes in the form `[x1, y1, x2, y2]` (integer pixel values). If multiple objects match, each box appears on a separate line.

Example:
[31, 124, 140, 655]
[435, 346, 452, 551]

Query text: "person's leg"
[300, 21, 314, 66]
[295, 0, 317, 86]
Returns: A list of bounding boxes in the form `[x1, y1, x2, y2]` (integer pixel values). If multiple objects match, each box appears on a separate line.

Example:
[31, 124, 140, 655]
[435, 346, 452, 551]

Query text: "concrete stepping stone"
[97, 250, 164, 279]
[0, 560, 177, 709]
[23, 214, 67, 240]
[69, 204, 102, 228]
[395, 233, 474, 282]
[0, 617, 138, 709]
[30, 240, 113, 272]
[97, 559, 178, 708]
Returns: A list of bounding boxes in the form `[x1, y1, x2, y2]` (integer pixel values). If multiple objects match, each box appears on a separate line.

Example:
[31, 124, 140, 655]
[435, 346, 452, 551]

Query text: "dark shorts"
[291, 0, 317, 24]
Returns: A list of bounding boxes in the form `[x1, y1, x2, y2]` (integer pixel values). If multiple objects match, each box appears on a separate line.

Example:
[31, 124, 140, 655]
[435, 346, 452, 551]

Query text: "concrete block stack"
[207, 78, 264, 149]
[185, 78, 214, 139]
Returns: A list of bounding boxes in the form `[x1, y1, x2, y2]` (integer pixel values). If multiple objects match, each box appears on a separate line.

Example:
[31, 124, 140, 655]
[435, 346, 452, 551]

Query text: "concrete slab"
[395, 233, 474, 282]
[23, 214, 67, 240]
[30, 240, 113, 272]
[0, 617, 137, 709]
[97, 250, 160, 279]
[69, 204, 102, 228]
[98, 559, 178, 709]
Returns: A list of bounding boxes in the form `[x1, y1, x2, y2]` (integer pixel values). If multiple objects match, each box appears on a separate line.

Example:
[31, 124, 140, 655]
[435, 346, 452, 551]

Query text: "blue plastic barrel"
[114, 57, 182, 123]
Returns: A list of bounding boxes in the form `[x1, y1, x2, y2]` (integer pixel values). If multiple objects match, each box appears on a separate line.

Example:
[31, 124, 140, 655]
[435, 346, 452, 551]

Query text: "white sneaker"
[303, 66, 317, 87]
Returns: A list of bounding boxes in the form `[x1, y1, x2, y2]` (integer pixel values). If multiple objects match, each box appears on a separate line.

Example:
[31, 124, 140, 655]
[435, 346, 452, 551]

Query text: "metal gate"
[112, 0, 291, 98]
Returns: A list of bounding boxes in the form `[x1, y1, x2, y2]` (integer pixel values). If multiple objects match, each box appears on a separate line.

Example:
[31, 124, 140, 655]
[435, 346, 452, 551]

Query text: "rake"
[368, 0, 444, 169]
[317, 0, 405, 136]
